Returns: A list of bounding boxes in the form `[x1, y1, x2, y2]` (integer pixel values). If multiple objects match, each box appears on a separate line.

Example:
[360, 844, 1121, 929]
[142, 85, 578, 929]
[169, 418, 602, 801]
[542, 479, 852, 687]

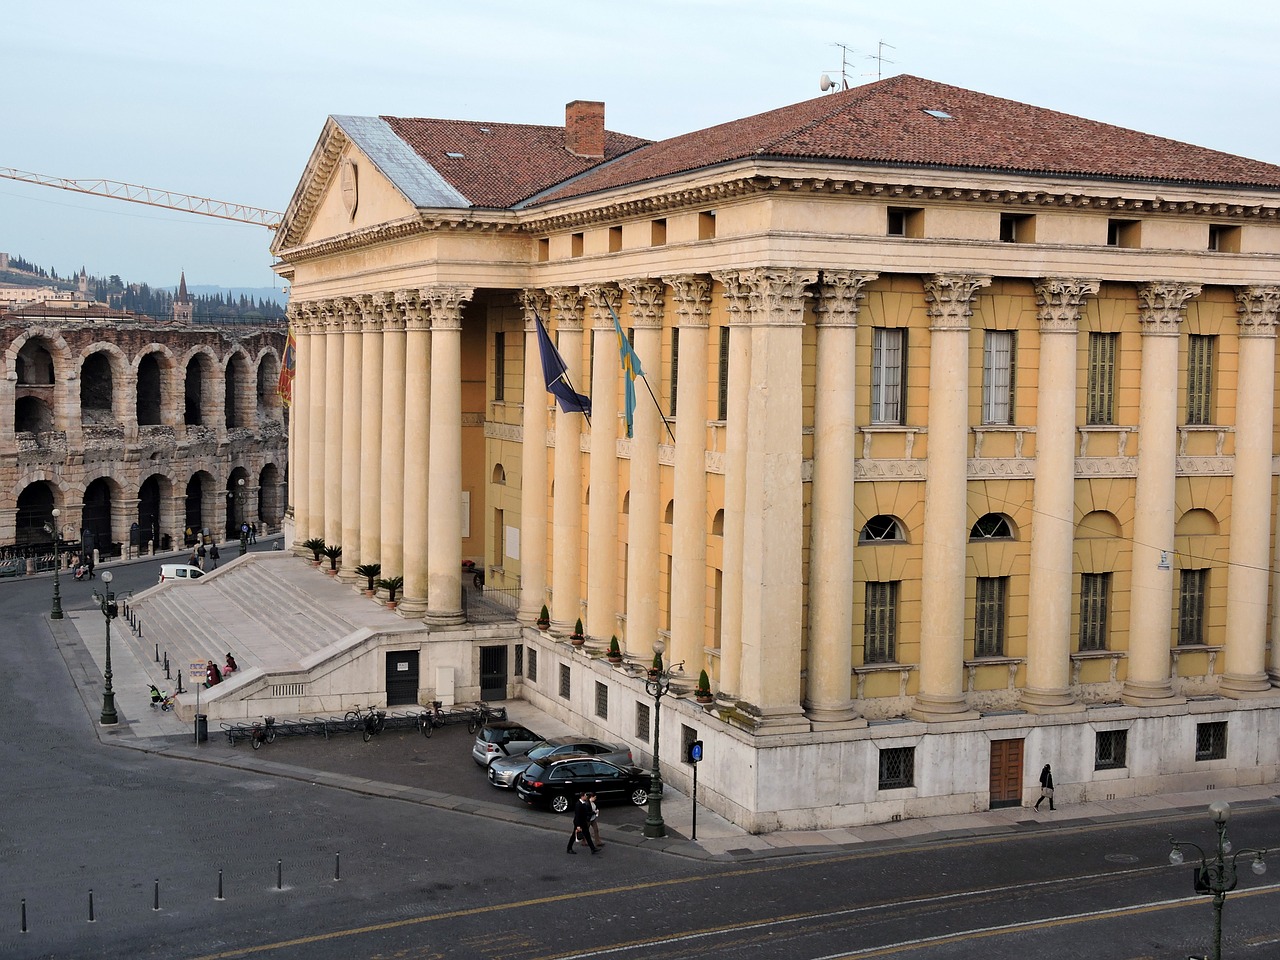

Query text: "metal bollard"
[153, 879, 160, 911]
[176, 672, 184, 695]
[277, 859, 283, 890]
[334, 852, 341, 881]
[164, 652, 170, 679]
[216, 868, 224, 901]
[155, 642, 160, 663]
[21, 897, 27, 934]
[88, 889, 94, 923]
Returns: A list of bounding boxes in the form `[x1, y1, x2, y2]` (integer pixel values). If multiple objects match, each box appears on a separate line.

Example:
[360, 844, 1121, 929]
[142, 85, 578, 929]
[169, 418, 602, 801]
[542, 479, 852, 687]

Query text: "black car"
[515, 755, 655, 813]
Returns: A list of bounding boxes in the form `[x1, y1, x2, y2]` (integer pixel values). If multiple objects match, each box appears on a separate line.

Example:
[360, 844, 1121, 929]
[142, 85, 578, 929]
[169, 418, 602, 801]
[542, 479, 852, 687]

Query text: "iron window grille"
[1078, 572, 1111, 652]
[878, 746, 915, 789]
[558, 663, 570, 699]
[514, 643, 524, 678]
[527, 648, 537, 683]
[636, 702, 651, 742]
[1196, 721, 1227, 761]
[594, 681, 608, 720]
[1095, 729, 1128, 770]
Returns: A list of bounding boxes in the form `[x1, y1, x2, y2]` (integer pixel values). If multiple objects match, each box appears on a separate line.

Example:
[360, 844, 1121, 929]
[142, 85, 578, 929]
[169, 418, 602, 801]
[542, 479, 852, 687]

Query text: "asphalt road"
[4, 554, 1280, 960]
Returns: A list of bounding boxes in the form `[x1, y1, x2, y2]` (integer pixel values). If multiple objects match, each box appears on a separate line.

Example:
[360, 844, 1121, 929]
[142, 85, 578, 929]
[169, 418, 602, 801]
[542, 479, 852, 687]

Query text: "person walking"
[566, 793, 599, 854]
[209, 543, 220, 568]
[1034, 763, 1055, 811]
[587, 792, 602, 847]
[196, 543, 207, 570]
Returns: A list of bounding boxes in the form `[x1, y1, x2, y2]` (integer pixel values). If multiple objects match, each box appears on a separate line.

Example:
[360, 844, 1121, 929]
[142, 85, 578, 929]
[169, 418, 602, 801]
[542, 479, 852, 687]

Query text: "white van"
[158, 563, 205, 584]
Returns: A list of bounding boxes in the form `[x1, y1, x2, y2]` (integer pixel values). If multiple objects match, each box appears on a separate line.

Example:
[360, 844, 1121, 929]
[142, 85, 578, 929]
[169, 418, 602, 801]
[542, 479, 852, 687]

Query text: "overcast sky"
[4, 0, 1278, 291]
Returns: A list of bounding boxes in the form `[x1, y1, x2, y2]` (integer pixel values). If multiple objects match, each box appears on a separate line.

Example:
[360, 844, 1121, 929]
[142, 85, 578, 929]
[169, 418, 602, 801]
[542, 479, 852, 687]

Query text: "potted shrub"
[376, 574, 404, 608]
[606, 635, 622, 664]
[322, 544, 342, 574]
[302, 537, 326, 566]
[570, 617, 585, 646]
[647, 651, 663, 680]
[536, 604, 550, 629]
[694, 669, 714, 703]
[355, 562, 381, 596]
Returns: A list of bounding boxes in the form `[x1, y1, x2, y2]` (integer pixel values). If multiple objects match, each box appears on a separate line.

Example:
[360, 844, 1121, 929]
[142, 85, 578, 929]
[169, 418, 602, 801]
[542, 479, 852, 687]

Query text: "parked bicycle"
[417, 700, 446, 737]
[251, 716, 277, 749]
[468, 701, 507, 734]
[362, 709, 386, 742]
[343, 704, 379, 733]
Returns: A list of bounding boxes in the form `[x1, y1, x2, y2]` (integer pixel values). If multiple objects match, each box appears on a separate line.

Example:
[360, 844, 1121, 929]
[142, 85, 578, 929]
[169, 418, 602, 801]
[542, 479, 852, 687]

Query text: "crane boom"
[0, 167, 282, 230]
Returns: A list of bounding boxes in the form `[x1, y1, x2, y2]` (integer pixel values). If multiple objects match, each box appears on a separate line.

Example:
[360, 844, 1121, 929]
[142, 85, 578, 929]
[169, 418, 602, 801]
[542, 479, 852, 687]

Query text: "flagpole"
[638, 373, 676, 445]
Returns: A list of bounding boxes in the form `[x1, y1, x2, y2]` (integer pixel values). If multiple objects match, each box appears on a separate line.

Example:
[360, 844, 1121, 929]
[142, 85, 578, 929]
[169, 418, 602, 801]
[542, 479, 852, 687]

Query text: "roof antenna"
[868, 40, 896, 81]
[819, 42, 854, 93]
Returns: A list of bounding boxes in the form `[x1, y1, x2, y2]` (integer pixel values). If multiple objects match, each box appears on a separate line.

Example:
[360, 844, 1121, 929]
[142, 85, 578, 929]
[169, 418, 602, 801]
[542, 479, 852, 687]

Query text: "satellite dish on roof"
[820, 74, 837, 92]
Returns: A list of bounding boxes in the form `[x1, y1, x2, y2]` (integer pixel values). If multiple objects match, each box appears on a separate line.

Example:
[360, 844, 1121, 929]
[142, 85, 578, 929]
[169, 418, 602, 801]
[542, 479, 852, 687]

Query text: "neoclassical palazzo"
[274, 77, 1280, 830]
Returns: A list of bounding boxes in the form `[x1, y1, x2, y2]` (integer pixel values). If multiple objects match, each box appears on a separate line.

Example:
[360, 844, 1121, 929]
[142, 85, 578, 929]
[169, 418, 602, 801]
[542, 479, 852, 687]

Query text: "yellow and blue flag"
[609, 303, 644, 437]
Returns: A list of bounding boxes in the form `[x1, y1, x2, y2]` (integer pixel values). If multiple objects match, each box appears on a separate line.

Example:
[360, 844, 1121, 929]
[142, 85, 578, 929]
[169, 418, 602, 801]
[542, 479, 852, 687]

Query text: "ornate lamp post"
[93, 570, 120, 725]
[43, 507, 63, 620]
[1169, 801, 1270, 960]
[642, 638, 683, 839]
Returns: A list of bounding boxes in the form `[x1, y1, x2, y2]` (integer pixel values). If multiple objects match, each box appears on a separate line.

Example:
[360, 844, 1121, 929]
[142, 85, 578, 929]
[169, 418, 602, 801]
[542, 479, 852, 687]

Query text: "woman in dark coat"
[1034, 763, 1055, 811]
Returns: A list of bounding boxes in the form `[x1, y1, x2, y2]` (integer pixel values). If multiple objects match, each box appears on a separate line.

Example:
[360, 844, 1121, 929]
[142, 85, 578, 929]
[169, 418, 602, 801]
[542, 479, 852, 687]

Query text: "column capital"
[1034, 278, 1100, 334]
[1236, 285, 1280, 339]
[740, 267, 818, 326]
[620, 278, 665, 329]
[664, 274, 712, 328]
[285, 300, 303, 328]
[712, 270, 753, 326]
[519, 289, 551, 332]
[337, 296, 363, 333]
[394, 288, 430, 331]
[924, 275, 991, 332]
[1137, 281, 1200, 336]
[814, 271, 877, 328]
[547, 286, 584, 331]
[580, 283, 623, 330]
[422, 286, 473, 331]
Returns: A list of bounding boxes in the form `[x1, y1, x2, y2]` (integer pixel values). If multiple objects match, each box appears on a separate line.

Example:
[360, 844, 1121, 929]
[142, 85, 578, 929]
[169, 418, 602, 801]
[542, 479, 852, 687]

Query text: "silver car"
[486, 736, 634, 788]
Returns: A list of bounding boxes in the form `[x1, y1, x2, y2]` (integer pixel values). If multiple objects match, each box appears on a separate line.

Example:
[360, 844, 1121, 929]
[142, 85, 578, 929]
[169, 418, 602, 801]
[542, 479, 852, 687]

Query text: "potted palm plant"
[606, 635, 622, 664]
[322, 543, 342, 574]
[694, 669, 714, 703]
[302, 537, 326, 566]
[355, 562, 381, 596]
[375, 574, 404, 608]
[570, 617, 585, 646]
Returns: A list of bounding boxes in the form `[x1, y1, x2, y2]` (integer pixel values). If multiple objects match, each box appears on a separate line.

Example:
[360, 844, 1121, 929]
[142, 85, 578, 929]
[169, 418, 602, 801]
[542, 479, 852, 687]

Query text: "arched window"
[970, 513, 1015, 540]
[859, 515, 906, 543]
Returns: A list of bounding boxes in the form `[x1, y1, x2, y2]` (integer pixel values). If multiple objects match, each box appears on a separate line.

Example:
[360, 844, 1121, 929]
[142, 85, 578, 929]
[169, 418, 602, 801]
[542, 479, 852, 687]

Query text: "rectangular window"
[527, 648, 538, 683]
[651, 219, 667, 246]
[1107, 218, 1140, 247]
[887, 206, 922, 238]
[878, 747, 915, 789]
[1078, 572, 1111, 652]
[1187, 334, 1215, 425]
[1179, 568, 1208, 646]
[558, 663, 570, 699]
[999, 213, 1034, 243]
[871, 327, 906, 424]
[1196, 721, 1227, 761]
[493, 332, 505, 402]
[636, 702, 651, 742]
[669, 327, 680, 417]
[536, 238, 549, 262]
[608, 225, 622, 252]
[974, 576, 1007, 657]
[570, 232, 584, 258]
[514, 643, 524, 678]
[717, 327, 730, 420]
[864, 581, 899, 663]
[982, 331, 1016, 424]
[1095, 729, 1128, 770]
[698, 211, 716, 240]
[1208, 224, 1240, 252]
[1086, 332, 1117, 425]
[594, 681, 608, 720]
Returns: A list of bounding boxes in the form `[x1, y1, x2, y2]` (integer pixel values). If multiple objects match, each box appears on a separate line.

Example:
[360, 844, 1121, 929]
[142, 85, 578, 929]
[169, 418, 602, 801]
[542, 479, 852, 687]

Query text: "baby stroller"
[73, 562, 91, 581]
[149, 685, 176, 711]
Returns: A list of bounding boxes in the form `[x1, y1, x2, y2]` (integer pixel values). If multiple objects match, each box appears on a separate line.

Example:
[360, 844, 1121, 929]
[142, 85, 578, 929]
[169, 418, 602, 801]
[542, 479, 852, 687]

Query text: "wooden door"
[989, 738, 1024, 808]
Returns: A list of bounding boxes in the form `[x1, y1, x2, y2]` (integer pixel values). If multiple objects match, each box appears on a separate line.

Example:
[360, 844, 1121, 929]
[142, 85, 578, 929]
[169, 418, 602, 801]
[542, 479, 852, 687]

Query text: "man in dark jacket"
[566, 794, 599, 854]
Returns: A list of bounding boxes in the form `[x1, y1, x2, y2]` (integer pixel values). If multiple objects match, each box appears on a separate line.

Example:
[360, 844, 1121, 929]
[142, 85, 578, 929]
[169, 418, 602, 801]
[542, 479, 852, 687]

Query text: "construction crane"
[0, 167, 282, 230]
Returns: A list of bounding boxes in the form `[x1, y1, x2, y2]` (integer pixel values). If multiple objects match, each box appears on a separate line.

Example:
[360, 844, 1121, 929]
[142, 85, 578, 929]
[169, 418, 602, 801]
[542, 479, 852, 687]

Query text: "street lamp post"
[642, 638, 683, 840]
[93, 570, 120, 725]
[43, 507, 63, 620]
[1169, 801, 1270, 960]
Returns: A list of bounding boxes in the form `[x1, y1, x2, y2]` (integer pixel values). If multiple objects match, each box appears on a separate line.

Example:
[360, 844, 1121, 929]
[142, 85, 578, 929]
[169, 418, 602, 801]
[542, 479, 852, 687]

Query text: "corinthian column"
[711, 271, 752, 701]
[1021, 278, 1098, 713]
[424, 286, 472, 627]
[806, 270, 876, 727]
[357, 294, 385, 577]
[583, 283, 622, 643]
[911, 275, 990, 722]
[338, 297, 364, 582]
[736, 267, 815, 732]
[397, 290, 432, 617]
[288, 302, 311, 550]
[380, 293, 407, 581]
[665, 274, 712, 675]
[1123, 281, 1200, 705]
[517, 291, 550, 624]
[548, 287, 585, 633]
[323, 300, 344, 547]
[305, 302, 328, 542]
[1221, 286, 1280, 695]
[619, 279, 665, 657]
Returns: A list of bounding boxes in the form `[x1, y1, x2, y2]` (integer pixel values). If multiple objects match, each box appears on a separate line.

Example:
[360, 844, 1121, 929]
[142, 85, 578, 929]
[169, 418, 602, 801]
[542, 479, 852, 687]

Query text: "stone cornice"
[924, 275, 992, 332]
[1236, 285, 1280, 338]
[815, 271, 877, 328]
[1034, 278, 1101, 333]
[1137, 281, 1201, 336]
[619, 278, 665, 328]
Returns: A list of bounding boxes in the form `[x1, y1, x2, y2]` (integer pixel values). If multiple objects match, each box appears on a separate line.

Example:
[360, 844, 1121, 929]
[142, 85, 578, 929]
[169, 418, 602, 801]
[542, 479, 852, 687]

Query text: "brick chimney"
[565, 100, 605, 159]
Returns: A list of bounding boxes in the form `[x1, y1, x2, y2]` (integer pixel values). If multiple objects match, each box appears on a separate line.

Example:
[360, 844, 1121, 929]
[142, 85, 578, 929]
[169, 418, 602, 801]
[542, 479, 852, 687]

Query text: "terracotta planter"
[325, 568, 338, 576]
[386, 599, 398, 610]
[695, 693, 714, 704]
[570, 636, 585, 646]
[364, 589, 375, 597]
[607, 655, 623, 665]
[536, 620, 550, 631]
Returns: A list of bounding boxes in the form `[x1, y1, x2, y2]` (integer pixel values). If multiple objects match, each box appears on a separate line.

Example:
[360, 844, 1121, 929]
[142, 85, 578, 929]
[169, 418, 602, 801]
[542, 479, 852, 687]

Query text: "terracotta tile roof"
[531, 74, 1280, 205]
[382, 116, 651, 208]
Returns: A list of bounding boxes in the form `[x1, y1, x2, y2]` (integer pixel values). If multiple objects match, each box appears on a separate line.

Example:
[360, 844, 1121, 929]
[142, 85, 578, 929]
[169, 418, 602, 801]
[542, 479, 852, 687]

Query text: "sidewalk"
[49, 564, 1280, 860]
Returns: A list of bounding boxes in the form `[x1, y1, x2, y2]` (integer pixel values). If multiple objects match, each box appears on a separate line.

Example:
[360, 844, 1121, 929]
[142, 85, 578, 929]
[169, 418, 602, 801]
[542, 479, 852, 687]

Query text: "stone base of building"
[1019, 687, 1087, 714]
[1120, 678, 1186, 707]
[908, 692, 979, 723]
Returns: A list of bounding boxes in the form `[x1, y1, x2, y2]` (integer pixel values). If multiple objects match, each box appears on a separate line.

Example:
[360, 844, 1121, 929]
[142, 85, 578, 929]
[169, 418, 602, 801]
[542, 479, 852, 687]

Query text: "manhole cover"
[1105, 853, 1139, 863]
